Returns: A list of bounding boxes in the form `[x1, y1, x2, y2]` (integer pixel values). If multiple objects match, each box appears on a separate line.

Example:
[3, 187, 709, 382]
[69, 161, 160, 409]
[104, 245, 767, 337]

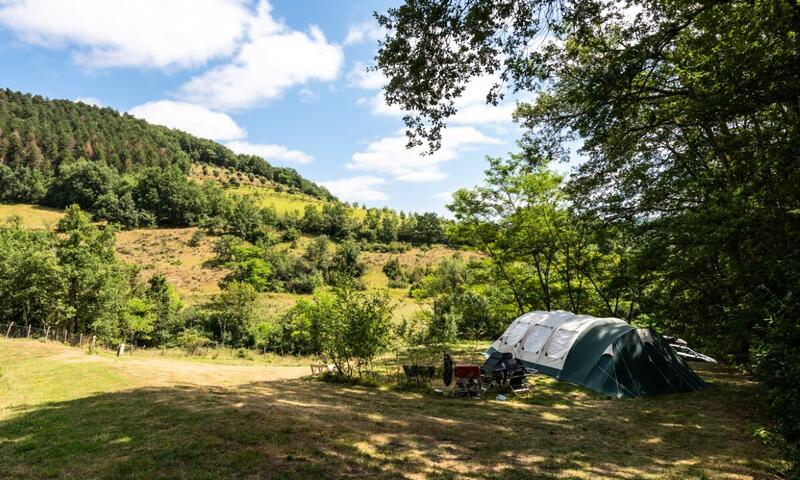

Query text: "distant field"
[190, 163, 368, 219]
[228, 184, 328, 216]
[0, 204, 63, 229]
[0, 338, 786, 479]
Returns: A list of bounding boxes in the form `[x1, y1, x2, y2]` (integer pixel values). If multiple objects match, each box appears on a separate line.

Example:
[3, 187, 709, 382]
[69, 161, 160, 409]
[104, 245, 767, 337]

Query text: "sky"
[0, 0, 530, 215]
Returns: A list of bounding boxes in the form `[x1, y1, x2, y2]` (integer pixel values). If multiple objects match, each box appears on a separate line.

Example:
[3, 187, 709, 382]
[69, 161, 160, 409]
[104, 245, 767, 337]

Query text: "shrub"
[187, 229, 206, 247]
[282, 227, 300, 242]
[382, 257, 404, 282]
[177, 328, 212, 355]
[212, 235, 243, 263]
[317, 283, 394, 379]
[235, 347, 253, 360]
[330, 240, 366, 279]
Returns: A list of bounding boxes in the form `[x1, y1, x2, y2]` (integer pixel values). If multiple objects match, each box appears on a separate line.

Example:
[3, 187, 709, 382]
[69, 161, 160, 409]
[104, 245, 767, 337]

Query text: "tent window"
[546, 329, 578, 359]
[521, 325, 553, 354]
[503, 322, 530, 345]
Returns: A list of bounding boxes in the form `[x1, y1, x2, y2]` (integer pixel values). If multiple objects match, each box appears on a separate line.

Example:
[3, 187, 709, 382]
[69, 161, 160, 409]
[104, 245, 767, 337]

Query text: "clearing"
[0, 338, 785, 479]
[0, 204, 64, 229]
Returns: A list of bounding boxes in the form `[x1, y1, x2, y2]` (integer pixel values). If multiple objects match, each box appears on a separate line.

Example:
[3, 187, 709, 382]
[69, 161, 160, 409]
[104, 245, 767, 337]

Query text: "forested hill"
[0, 88, 332, 201]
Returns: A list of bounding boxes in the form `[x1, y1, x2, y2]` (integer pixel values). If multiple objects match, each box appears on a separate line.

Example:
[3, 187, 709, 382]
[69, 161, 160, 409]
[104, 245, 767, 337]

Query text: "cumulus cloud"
[319, 175, 388, 202]
[348, 62, 386, 90]
[0, 0, 250, 69]
[348, 126, 501, 183]
[75, 96, 103, 107]
[363, 74, 518, 126]
[128, 100, 246, 141]
[343, 21, 384, 46]
[226, 140, 313, 165]
[178, 1, 343, 110]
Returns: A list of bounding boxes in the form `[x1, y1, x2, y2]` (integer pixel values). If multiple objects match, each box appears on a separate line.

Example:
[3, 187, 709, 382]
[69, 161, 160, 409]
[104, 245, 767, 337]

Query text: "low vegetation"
[0, 339, 787, 479]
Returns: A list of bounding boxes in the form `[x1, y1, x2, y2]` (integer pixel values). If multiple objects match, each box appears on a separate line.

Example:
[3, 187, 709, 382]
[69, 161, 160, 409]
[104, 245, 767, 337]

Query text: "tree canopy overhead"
[377, 0, 800, 471]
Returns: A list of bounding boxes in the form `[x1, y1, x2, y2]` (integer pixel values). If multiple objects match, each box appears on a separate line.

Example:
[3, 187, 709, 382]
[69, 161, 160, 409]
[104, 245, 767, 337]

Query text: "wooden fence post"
[79, 333, 83, 347]
[26, 324, 31, 338]
[91, 335, 96, 352]
[5, 322, 13, 338]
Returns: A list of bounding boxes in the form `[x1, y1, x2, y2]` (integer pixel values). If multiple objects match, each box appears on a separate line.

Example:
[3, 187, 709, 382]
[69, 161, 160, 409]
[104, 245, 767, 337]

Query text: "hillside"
[0, 204, 472, 325]
[0, 88, 332, 202]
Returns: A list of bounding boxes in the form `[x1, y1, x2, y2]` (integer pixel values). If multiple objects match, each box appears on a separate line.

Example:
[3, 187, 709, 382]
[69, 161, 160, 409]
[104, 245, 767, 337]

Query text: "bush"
[188, 229, 206, 247]
[282, 227, 300, 242]
[330, 240, 366, 280]
[382, 257, 404, 282]
[177, 328, 212, 355]
[235, 347, 253, 360]
[317, 283, 394, 379]
[212, 235, 243, 263]
[256, 298, 324, 355]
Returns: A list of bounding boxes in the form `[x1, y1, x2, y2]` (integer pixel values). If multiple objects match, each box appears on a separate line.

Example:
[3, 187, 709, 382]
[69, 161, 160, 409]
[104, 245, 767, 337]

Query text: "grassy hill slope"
[0, 204, 470, 322]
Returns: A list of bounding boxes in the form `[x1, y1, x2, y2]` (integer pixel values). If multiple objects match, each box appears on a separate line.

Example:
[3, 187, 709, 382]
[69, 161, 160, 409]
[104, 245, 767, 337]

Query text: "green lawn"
[0, 338, 786, 479]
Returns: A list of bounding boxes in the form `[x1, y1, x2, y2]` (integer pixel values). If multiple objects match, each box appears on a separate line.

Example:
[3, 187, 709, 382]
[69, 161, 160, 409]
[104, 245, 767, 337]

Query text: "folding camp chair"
[453, 364, 482, 398]
[402, 365, 436, 386]
[508, 367, 536, 395]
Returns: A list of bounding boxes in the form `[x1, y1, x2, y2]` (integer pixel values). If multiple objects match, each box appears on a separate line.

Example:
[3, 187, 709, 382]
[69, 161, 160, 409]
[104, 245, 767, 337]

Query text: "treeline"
[0, 88, 332, 200]
[0, 157, 448, 246]
[0, 206, 181, 345]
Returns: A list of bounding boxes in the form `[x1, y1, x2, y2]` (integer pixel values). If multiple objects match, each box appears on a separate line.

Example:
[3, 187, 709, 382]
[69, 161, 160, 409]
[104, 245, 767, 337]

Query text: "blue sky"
[0, 0, 528, 215]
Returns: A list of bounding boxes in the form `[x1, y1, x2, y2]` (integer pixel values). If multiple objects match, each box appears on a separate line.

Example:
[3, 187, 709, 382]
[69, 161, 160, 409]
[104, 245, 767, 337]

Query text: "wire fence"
[0, 322, 99, 350]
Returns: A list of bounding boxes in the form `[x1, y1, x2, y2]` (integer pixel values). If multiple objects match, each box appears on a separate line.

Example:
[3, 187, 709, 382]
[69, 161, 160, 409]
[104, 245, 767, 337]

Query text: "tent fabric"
[487, 311, 706, 398]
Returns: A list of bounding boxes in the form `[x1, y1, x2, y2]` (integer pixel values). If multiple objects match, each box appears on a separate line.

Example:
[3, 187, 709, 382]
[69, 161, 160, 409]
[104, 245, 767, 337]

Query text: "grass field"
[0, 203, 64, 229]
[0, 338, 786, 479]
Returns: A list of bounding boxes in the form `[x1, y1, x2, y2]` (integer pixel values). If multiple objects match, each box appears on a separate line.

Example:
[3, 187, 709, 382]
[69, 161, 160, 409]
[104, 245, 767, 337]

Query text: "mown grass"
[0, 338, 786, 479]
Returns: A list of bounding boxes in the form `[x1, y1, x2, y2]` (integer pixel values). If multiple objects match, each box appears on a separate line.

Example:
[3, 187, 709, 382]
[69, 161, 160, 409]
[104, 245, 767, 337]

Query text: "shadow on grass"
[0, 365, 784, 479]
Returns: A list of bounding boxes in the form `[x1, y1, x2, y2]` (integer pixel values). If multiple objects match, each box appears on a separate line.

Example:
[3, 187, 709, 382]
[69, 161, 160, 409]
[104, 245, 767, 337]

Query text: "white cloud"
[226, 140, 313, 165]
[128, 100, 246, 141]
[75, 96, 103, 107]
[348, 62, 386, 90]
[344, 21, 384, 46]
[320, 175, 388, 202]
[0, 0, 250, 69]
[348, 126, 501, 183]
[363, 74, 518, 126]
[178, 1, 343, 110]
[434, 191, 453, 200]
[297, 88, 318, 103]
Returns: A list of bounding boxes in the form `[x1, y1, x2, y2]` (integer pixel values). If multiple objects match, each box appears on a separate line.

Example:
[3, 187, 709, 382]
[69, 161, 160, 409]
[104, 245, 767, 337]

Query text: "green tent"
[486, 311, 706, 398]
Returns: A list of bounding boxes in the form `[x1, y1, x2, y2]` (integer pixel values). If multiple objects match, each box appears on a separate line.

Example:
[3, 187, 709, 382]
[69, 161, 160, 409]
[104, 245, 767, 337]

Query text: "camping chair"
[402, 365, 436, 386]
[453, 364, 482, 398]
[310, 363, 338, 376]
[508, 367, 536, 396]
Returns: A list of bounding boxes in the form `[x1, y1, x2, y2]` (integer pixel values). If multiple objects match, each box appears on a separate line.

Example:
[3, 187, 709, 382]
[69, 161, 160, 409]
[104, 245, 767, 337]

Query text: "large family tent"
[486, 311, 706, 398]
